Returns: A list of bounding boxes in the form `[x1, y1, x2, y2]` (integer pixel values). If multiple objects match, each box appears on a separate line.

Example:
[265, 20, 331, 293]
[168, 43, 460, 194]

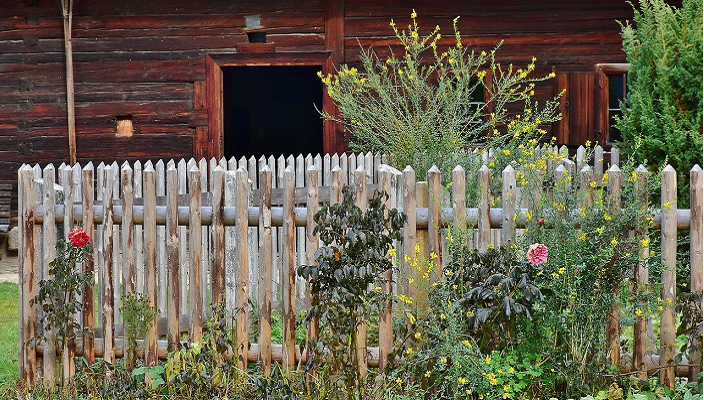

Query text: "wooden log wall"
[2, 0, 682, 224]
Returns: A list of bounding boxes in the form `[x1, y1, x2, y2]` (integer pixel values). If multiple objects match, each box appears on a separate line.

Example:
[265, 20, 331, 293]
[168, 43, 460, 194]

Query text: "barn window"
[115, 115, 133, 137]
[597, 63, 629, 144]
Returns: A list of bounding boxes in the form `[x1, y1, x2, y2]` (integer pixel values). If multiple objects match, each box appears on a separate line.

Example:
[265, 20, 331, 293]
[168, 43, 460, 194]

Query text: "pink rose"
[68, 226, 90, 247]
[526, 243, 548, 266]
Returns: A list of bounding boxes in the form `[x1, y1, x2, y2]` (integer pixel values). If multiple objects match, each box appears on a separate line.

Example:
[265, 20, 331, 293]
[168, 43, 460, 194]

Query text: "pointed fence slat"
[660, 165, 677, 388]
[81, 164, 95, 365]
[402, 166, 417, 304]
[121, 164, 135, 295]
[427, 166, 442, 276]
[501, 165, 517, 246]
[178, 159, 188, 313]
[378, 166, 393, 372]
[143, 165, 158, 367]
[633, 165, 649, 379]
[211, 167, 225, 305]
[477, 166, 491, 252]
[42, 164, 57, 385]
[134, 161, 144, 294]
[305, 165, 319, 370]
[235, 167, 250, 370]
[155, 160, 166, 317]
[689, 165, 703, 380]
[258, 166, 273, 376]
[606, 165, 621, 366]
[19, 166, 37, 384]
[354, 167, 369, 377]
[60, 165, 76, 380]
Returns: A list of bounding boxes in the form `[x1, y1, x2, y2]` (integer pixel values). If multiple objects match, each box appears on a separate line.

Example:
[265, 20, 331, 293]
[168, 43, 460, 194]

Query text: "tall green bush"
[616, 0, 703, 207]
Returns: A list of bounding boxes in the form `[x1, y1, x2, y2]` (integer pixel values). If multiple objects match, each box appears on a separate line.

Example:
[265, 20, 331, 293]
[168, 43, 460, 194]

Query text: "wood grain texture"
[660, 165, 677, 389]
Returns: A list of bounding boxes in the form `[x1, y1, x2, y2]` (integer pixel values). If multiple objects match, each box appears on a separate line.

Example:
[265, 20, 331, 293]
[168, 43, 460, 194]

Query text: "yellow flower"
[408, 277, 415, 284]
[466, 389, 473, 395]
[425, 371, 432, 378]
[404, 254, 412, 264]
[498, 369, 504, 374]
[414, 243, 421, 254]
[503, 149, 511, 156]
[396, 377, 402, 384]
[604, 213, 612, 221]
[635, 309, 643, 317]
[440, 357, 447, 364]
[411, 9, 417, 18]
[375, 286, 382, 291]
[596, 227, 604, 234]
[551, 273, 559, 279]
[589, 181, 597, 188]
[559, 267, 566, 274]
[462, 340, 472, 348]
[508, 367, 515, 373]
[641, 238, 650, 247]
[440, 313, 446, 320]
[388, 246, 396, 257]
[430, 252, 438, 259]
[658, 306, 664, 312]
[445, 269, 453, 276]
[611, 238, 618, 246]
[408, 313, 416, 325]
[458, 377, 467, 385]
[663, 201, 675, 209]
[487, 244, 494, 249]
[579, 233, 587, 241]
[405, 347, 413, 355]
[485, 356, 491, 365]
[548, 72, 556, 78]
[415, 332, 421, 340]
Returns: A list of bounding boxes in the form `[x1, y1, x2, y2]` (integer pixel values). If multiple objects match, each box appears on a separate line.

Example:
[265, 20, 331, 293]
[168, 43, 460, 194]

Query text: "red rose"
[68, 226, 90, 247]
[538, 218, 545, 226]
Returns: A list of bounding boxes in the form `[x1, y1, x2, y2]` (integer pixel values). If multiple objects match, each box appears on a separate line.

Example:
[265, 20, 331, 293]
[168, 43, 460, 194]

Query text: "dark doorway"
[223, 66, 323, 159]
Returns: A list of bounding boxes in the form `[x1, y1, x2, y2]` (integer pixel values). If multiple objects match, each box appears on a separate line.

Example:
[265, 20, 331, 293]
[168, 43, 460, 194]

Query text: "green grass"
[0, 282, 19, 386]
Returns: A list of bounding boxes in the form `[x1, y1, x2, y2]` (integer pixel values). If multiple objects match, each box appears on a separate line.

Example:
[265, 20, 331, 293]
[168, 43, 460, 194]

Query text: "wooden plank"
[102, 165, 115, 365]
[477, 165, 491, 252]
[378, 166, 393, 373]
[155, 160, 166, 317]
[199, 158, 209, 312]
[19, 166, 36, 384]
[331, 166, 342, 204]
[415, 182, 429, 261]
[452, 165, 466, 231]
[659, 165, 677, 388]
[111, 162, 121, 328]
[121, 163, 135, 295]
[188, 165, 203, 344]
[633, 165, 649, 379]
[166, 166, 180, 353]
[143, 164, 158, 367]
[594, 145, 604, 182]
[258, 166, 273, 376]
[235, 167, 250, 370]
[177, 159, 188, 313]
[42, 164, 56, 386]
[134, 161, 144, 294]
[402, 166, 417, 306]
[247, 156, 258, 305]
[305, 165, 319, 371]
[501, 165, 517, 246]
[353, 166, 369, 377]
[282, 166, 296, 370]
[211, 167, 225, 305]
[96, 162, 104, 323]
[296, 155, 306, 300]
[427, 166, 441, 276]
[689, 165, 703, 380]
[580, 165, 594, 208]
[224, 171, 236, 316]
[60, 164, 76, 380]
[606, 165, 621, 367]
[81, 163, 95, 366]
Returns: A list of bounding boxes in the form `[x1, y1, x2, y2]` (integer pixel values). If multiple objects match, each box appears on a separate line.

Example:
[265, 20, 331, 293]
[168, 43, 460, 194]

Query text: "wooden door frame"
[202, 52, 340, 160]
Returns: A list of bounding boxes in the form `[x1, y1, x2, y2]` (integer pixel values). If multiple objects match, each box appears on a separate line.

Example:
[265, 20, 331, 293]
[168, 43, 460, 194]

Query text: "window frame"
[596, 63, 630, 145]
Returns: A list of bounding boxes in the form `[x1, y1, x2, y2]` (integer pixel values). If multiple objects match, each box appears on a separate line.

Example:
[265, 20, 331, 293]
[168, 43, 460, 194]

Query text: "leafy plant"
[298, 186, 405, 395]
[120, 292, 156, 371]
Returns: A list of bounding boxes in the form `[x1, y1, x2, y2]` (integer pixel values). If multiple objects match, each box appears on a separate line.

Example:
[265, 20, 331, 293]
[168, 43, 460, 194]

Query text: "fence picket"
[178, 159, 188, 313]
[143, 164, 158, 367]
[689, 165, 703, 380]
[258, 166, 273, 375]
[402, 166, 417, 305]
[378, 166, 393, 372]
[102, 165, 115, 364]
[42, 164, 57, 385]
[60, 165, 76, 380]
[235, 167, 250, 370]
[166, 166, 180, 352]
[660, 165, 677, 388]
[633, 165, 649, 379]
[305, 165, 319, 370]
[282, 166, 296, 370]
[188, 165, 203, 344]
[19, 166, 36, 384]
[501, 165, 517, 246]
[156, 160, 166, 317]
[211, 167, 225, 305]
[606, 165, 622, 366]
[427, 166, 442, 276]
[134, 161, 144, 294]
[478, 166, 491, 252]
[354, 166, 368, 377]
[81, 163, 95, 365]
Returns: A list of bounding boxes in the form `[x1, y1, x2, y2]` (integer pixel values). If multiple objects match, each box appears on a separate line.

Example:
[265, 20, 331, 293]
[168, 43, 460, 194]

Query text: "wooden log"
[633, 165, 649, 379]
[606, 164, 621, 367]
[659, 165, 677, 389]
[42, 164, 57, 385]
[378, 166, 394, 373]
[60, 165, 76, 380]
[402, 166, 417, 305]
[258, 166, 273, 376]
[166, 166, 180, 353]
[689, 165, 703, 380]
[427, 166, 442, 276]
[81, 163, 95, 365]
[188, 165, 203, 344]
[501, 165, 517, 247]
[235, 167, 250, 371]
[354, 166, 369, 377]
[211, 167, 225, 305]
[477, 165, 491, 253]
[282, 166, 296, 371]
[143, 164, 158, 367]
[305, 165, 319, 371]
[19, 166, 36, 384]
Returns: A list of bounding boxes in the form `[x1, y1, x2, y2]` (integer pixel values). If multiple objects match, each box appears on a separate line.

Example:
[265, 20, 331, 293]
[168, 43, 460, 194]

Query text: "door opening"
[223, 66, 323, 159]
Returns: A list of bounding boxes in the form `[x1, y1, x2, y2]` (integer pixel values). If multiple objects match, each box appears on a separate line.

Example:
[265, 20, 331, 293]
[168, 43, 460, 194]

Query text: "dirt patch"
[0, 254, 18, 284]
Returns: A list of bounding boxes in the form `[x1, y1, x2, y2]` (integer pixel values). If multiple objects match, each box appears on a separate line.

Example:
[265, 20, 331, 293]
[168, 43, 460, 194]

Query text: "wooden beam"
[61, 0, 76, 165]
[324, 0, 345, 153]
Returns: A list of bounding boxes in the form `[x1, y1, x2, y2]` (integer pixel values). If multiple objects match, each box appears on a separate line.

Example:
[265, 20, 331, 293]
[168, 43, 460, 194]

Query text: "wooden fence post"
[19, 165, 36, 384]
[427, 166, 442, 277]
[354, 166, 369, 377]
[166, 166, 180, 353]
[42, 164, 57, 385]
[501, 165, 517, 247]
[282, 166, 296, 370]
[689, 165, 703, 380]
[102, 165, 115, 365]
[60, 164, 76, 380]
[402, 166, 417, 306]
[188, 165, 203, 344]
[606, 164, 621, 367]
[305, 165, 319, 374]
[477, 165, 491, 253]
[121, 163, 135, 295]
[81, 163, 95, 365]
[143, 164, 158, 367]
[379, 166, 394, 373]
[258, 166, 273, 375]
[211, 167, 225, 306]
[660, 165, 677, 388]
[633, 165, 649, 379]
[235, 167, 250, 370]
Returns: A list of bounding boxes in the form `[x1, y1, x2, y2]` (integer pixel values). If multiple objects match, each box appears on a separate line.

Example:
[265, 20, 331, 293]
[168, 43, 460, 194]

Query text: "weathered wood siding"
[0, 0, 679, 220]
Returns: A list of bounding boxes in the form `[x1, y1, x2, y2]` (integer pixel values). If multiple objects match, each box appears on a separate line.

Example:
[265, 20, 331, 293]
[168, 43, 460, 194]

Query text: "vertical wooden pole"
[579, 165, 595, 209]
[606, 164, 621, 366]
[81, 163, 95, 365]
[689, 165, 703, 380]
[188, 165, 203, 344]
[166, 166, 180, 352]
[60, 165, 76, 379]
[378, 167, 394, 373]
[258, 166, 273, 375]
[121, 163, 135, 295]
[224, 171, 237, 317]
[199, 158, 209, 312]
[102, 166, 115, 364]
[594, 145, 604, 183]
[501, 165, 517, 247]
[143, 164, 158, 367]
[61, 0, 76, 166]
[155, 160, 166, 318]
[235, 167, 250, 370]
[178, 159, 188, 313]
[19, 166, 37, 384]
[134, 161, 144, 294]
[633, 165, 649, 379]
[452, 166, 466, 232]
[305, 165, 319, 372]
[211, 167, 225, 305]
[427, 166, 442, 278]
[354, 166, 369, 377]
[42, 164, 57, 385]
[660, 165, 677, 388]
[282, 166, 296, 370]
[477, 166, 491, 253]
[402, 167, 417, 306]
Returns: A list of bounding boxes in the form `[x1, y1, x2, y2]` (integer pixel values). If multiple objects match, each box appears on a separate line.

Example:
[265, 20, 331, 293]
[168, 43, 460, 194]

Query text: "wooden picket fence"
[17, 149, 702, 389]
